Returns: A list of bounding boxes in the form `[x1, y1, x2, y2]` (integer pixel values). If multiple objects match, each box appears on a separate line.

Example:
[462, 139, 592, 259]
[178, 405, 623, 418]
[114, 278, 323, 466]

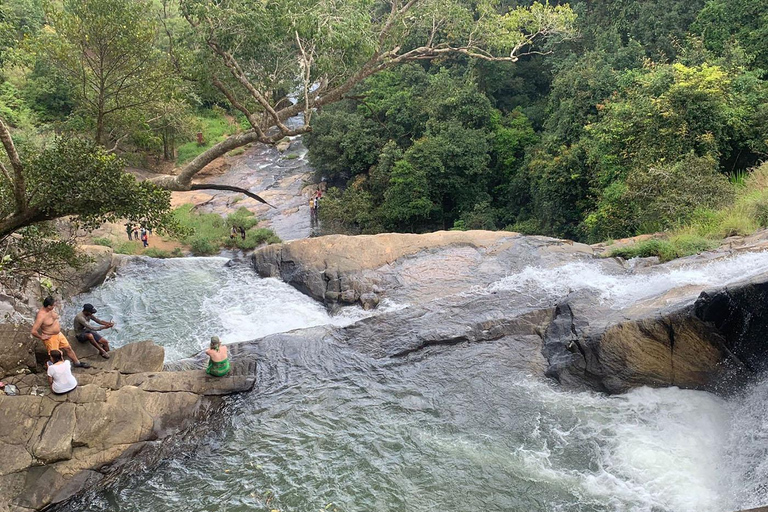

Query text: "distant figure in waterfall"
[205, 336, 230, 377]
[47, 349, 78, 395]
[125, 223, 133, 240]
[239, 226, 246, 240]
[309, 198, 316, 224]
[313, 195, 319, 212]
[140, 229, 149, 247]
[31, 296, 89, 368]
[74, 303, 113, 359]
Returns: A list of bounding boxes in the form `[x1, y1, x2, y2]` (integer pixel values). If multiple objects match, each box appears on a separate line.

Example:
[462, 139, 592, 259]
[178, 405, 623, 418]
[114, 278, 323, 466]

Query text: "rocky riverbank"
[251, 229, 768, 393]
[5, 229, 768, 511]
[0, 247, 254, 512]
[0, 340, 254, 512]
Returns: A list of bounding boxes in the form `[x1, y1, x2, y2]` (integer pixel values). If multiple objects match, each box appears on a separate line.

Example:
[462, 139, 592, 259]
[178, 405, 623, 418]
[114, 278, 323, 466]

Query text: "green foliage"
[143, 248, 172, 258]
[225, 207, 259, 231]
[18, 138, 174, 232]
[171, 203, 279, 254]
[91, 237, 112, 247]
[305, 102, 385, 180]
[176, 110, 241, 165]
[607, 236, 717, 262]
[0, 223, 87, 289]
[188, 237, 219, 256]
[585, 154, 734, 241]
[112, 241, 140, 255]
[693, 0, 768, 72]
[39, 0, 169, 145]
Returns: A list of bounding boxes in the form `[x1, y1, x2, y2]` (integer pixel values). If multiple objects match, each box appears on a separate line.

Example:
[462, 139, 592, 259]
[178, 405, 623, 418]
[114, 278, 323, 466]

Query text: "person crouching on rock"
[47, 349, 78, 395]
[74, 303, 113, 359]
[31, 296, 89, 368]
[205, 336, 230, 377]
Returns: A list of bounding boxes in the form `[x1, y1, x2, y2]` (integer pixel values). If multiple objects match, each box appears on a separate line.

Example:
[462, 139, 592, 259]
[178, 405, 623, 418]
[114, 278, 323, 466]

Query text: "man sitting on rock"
[31, 296, 90, 368]
[74, 303, 114, 359]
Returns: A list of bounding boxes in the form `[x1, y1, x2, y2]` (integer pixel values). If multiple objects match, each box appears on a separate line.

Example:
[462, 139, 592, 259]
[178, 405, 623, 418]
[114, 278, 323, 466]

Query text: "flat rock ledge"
[0, 341, 255, 512]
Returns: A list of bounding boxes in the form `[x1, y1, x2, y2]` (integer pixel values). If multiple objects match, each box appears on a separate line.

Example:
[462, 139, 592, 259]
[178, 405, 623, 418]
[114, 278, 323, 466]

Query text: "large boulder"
[0, 341, 255, 512]
[0, 323, 35, 380]
[251, 231, 594, 307]
[57, 245, 117, 297]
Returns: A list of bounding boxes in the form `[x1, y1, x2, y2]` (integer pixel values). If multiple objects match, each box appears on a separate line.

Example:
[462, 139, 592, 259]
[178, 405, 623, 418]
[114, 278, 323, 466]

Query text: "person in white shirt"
[47, 349, 78, 395]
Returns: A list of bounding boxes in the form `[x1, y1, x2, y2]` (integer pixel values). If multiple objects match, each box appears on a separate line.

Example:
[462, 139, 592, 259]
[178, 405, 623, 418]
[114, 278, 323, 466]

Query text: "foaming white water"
[64, 257, 382, 361]
[720, 376, 768, 510]
[490, 251, 768, 309]
[515, 381, 732, 512]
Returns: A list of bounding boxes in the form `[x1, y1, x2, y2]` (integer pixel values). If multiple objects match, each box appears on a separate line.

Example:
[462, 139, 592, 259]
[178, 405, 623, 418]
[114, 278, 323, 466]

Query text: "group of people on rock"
[31, 298, 114, 395]
[230, 225, 247, 240]
[125, 223, 151, 247]
[31, 296, 231, 395]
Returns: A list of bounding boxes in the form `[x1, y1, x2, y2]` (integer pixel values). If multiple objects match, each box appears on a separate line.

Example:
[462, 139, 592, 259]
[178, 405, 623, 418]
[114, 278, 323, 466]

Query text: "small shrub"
[225, 207, 259, 231]
[608, 235, 717, 262]
[92, 237, 112, 247]
[113, 241, 139, 255]
[284, 153, 300, 160]
[189, 237, 219, 256]
[171, 247, 184, 257]
[143, 248, 172, 259]
[508, 218, 542, 235]
[667, 233, 717, 256]
[451, 220, 467, 231]
[608, 239, 676, 261]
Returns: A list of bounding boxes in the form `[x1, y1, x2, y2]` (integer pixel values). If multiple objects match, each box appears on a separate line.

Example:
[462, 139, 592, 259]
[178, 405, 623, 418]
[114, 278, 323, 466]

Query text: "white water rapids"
[59, 252, 768, 512]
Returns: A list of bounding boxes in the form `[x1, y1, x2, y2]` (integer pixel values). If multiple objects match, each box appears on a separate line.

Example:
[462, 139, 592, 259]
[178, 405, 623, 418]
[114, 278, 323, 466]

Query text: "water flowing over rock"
[251, 230, 768, 394]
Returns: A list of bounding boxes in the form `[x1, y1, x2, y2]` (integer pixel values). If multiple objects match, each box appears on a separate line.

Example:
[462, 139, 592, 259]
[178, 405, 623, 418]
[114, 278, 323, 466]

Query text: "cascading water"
[56, 253, 768, 512]
[62, 257, 382, 361]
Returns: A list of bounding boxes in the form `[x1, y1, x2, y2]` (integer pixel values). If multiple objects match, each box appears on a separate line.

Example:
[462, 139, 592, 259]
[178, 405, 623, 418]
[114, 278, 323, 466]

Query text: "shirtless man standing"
[31, 296, 88, 368]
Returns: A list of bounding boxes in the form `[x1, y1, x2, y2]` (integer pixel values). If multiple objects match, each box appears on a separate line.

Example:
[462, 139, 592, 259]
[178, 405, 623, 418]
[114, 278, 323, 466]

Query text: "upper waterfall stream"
[56, 253, 768, 512]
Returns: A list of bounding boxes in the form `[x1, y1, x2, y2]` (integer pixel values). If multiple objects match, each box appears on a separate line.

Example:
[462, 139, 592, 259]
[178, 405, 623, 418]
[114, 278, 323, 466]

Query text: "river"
[56, 254, 768, 512]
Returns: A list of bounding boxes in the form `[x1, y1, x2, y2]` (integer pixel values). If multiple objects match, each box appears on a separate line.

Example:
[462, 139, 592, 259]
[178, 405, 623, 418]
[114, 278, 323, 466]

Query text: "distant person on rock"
[125, 223, 133, 240]
[205, 336, 230, 377]
[31, 296, 89, 368]
[47, 349, 78, 395]
[230, 226, 237, 240]
[133, 226, 140, 240]
[239, 226, 246, 240]
[74, 303, 113, 359]
[141, 229, 149, 247]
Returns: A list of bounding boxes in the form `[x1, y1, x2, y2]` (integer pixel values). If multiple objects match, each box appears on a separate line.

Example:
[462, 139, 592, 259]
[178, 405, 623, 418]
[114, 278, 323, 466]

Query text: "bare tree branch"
[0, 117, 27, 214]
[189, 183, 274, 207]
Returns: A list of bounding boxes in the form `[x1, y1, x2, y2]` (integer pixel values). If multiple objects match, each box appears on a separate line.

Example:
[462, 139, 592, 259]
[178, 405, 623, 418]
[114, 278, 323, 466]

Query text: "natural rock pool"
[56, 255, 768, 512]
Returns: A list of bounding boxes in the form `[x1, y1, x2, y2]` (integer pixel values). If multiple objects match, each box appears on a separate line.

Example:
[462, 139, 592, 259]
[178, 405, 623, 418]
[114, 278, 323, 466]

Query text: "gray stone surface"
[0, 341, 255, 511]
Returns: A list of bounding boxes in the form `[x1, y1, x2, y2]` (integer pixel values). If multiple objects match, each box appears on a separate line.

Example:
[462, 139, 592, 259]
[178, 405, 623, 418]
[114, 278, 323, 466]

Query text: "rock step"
[228, 358, 257, 377]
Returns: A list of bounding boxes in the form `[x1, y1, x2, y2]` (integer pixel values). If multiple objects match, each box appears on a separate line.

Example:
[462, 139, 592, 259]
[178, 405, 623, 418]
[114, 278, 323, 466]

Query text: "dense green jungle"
[0, 0, 767, 280]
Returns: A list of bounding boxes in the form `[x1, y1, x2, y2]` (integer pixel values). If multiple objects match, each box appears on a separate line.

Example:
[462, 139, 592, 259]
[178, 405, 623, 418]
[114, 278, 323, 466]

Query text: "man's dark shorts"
[76, 330, 102, 343]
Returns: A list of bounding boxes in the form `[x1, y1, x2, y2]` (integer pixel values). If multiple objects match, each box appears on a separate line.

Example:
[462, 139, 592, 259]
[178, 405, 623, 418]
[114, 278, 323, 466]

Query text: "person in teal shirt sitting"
[205, 336, 230, 377]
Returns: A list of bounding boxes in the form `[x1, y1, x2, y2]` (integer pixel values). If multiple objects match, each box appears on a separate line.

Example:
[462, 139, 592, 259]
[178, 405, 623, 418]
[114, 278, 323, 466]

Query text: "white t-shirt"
[47, 361, 78, 394]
